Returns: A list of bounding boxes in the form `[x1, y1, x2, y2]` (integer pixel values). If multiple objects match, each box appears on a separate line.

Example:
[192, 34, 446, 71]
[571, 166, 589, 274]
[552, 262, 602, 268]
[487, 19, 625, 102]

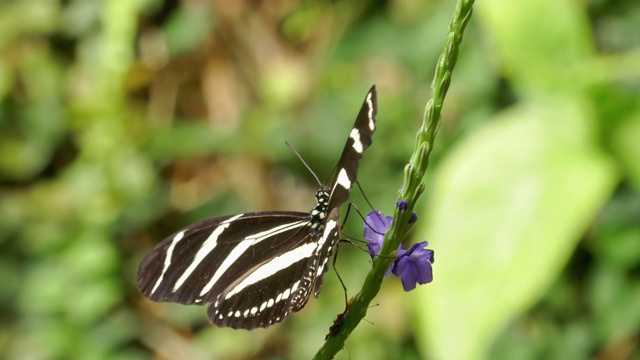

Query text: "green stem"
[313, 0, 475, 358]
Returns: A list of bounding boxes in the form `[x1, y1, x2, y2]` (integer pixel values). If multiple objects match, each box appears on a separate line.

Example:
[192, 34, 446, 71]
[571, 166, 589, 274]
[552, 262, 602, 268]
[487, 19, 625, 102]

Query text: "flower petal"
[364, 211, 393, 258]
[392, 242, 434, 291]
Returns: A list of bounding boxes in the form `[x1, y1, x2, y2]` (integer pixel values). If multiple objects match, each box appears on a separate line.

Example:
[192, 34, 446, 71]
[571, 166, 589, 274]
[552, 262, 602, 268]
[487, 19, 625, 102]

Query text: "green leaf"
[476, 0, 593, 94]
[414, 101, 617, 360]
[611, 112, 640, 191]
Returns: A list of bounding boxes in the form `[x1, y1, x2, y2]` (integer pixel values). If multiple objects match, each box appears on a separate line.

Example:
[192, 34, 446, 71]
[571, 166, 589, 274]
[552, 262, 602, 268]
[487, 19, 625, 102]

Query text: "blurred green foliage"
[0, 0, 638, 359]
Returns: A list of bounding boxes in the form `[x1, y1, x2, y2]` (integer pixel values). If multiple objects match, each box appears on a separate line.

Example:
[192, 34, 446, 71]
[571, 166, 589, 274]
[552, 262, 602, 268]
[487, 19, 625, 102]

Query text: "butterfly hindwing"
[207, 245, 318, 329]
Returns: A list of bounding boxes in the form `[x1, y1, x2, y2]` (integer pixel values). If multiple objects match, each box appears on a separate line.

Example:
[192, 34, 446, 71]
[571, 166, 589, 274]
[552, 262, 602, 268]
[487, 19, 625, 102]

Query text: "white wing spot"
[260, 301, 267, 311]
[336, 168, 351, 191]
[267, 298, 274, 308]
[251, 307, 258, 315]
[283, 288, 291, 300]
[234, 311, 241, 318]
[243, 309, 249, 317]
[349, 128, 363, 153]
[276, 293, 283, 303]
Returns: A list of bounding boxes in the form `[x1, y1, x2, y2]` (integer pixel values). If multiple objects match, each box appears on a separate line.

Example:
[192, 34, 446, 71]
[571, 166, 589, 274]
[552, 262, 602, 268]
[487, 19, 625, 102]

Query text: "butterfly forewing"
[312, 88, 377, 295]
[327, 87, 377, 209]
[137, 86, 377, 329]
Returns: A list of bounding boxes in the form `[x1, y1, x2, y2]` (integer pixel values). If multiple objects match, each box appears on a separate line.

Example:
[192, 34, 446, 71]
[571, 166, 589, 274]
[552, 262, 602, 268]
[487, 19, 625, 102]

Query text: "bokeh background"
[1, 0, 639, 359]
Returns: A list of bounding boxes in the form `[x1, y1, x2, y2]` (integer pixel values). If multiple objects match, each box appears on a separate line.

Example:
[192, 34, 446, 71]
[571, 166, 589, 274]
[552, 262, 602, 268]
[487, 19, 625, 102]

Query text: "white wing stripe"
[198, 220, 308, 297]
[366, 92, 375, 131]
[315, 220, 338, 277]
[171, 215, 242, 292]
[151, 230, 185, 295]
[223, 242, 317, 300]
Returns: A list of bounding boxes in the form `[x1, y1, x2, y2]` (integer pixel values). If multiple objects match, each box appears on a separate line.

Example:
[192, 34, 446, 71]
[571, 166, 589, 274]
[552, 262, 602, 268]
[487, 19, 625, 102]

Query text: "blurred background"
[1, 0, 639, 359]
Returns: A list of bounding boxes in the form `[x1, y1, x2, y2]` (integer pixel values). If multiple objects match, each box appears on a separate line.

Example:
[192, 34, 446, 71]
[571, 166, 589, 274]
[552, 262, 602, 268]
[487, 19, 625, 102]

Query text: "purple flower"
[391, 242, 434, 291]
[363, 210, 434, 292]
[396, 200, 409, 212]
[364, 211, 393, 260]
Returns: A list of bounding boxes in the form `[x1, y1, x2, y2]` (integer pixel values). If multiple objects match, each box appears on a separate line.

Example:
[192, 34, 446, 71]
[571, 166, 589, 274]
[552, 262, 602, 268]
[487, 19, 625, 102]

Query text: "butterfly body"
[137, 87, 377, 329]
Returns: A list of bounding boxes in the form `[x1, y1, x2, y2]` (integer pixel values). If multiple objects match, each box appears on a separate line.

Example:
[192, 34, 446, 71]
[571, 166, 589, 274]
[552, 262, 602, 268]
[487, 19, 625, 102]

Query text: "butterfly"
[137, 86, 376, 329]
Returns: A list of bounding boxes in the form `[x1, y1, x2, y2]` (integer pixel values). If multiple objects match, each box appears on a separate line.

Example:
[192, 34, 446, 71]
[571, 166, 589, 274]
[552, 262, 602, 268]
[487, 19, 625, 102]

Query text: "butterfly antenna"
[355, 180, 388, 233]
[356, 180, 377, 215]
[285, 141, 323, 187]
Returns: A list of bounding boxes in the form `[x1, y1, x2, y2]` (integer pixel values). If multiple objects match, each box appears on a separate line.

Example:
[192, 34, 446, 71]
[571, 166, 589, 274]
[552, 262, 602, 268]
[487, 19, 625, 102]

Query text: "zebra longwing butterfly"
[137, 86, 377, 329]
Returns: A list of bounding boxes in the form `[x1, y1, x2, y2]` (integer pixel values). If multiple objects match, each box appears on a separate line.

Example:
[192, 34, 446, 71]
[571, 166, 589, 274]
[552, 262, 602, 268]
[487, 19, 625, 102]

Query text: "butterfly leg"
[331, 244, 349, 307]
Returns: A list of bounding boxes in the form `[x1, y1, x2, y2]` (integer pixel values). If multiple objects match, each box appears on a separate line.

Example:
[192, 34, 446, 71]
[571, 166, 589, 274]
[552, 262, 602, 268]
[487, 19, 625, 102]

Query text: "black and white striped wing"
[327, 86, 377, 210]
[137, 86, 377, 329]
[138, 212, 322, 329]
[312, 86, 377, 295]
